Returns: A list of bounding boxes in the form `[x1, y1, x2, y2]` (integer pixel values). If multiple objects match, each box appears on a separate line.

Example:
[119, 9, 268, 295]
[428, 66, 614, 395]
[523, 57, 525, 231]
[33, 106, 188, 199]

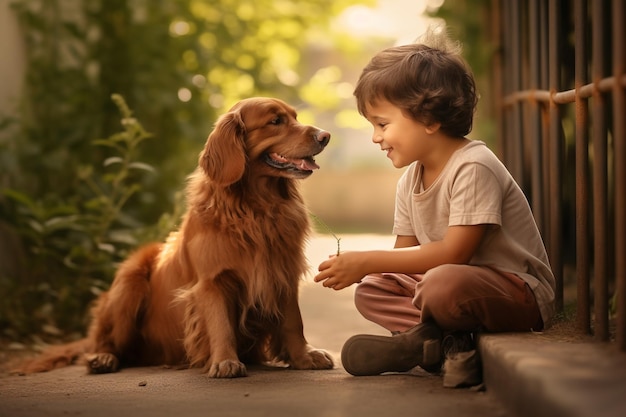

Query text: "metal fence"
[490, 0, 625, 350]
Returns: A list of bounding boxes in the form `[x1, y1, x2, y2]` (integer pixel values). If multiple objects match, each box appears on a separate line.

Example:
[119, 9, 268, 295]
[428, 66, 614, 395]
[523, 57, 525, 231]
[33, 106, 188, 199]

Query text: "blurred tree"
[0, 0, 371, 342]
[427, 0, 496, 146]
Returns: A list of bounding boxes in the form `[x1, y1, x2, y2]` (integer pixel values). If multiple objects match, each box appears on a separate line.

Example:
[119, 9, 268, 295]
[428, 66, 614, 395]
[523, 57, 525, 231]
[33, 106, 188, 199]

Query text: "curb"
[479, 333, 626, 417]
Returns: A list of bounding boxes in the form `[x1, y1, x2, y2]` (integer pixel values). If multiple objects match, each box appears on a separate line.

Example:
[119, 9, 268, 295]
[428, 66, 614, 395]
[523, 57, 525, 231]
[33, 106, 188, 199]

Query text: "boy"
[314, 33, 555, 388]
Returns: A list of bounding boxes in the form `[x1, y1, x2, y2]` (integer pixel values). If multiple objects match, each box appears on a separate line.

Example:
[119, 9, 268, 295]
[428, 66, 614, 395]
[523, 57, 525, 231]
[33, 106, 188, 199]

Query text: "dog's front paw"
[84, 353, 120, 374]
[290, 347, 334, 370]
[207, 359, 247, 378]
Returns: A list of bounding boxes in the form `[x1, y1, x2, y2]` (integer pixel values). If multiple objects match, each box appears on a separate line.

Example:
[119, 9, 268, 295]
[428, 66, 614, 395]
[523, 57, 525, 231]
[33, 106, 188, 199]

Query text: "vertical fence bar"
[539, 1, 551, 248]
[548, 0, 563, 312]
[518, 0, 526, 189]
[510, 0, 524, 185]
[492, 0, 505, 160]
[501, 0, 512, 163]
[574, 0, 591, 334]
[529, 0, 545, 234]
[591, 0, 609, 341]
[520, 6, 531, 195]
[612, 0, 626, 351]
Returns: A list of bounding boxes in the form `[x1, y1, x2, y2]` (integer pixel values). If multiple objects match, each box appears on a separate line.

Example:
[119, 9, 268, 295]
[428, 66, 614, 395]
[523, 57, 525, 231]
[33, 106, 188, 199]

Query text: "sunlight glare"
[333, 0, 441, 46]
[177, 88, 192, 102]
[170, 20, 190, 36]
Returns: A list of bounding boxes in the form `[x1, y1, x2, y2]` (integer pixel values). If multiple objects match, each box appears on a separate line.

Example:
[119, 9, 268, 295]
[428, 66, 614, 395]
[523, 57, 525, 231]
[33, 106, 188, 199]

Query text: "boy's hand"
[314, 252, 365, 290]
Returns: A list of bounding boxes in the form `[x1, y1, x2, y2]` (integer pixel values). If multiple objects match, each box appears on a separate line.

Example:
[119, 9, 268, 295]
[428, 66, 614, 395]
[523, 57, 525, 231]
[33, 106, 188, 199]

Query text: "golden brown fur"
[14, 97, 333, 378]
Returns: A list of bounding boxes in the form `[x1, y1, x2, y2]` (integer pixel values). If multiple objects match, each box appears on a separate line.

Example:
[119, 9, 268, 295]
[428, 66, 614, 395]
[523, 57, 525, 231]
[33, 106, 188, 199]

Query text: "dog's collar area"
[264, 152, 320, 172]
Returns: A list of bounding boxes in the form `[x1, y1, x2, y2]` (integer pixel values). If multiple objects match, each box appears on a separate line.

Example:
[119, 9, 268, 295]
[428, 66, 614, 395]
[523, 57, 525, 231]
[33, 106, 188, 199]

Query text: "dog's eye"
[269, 117, 282, 125]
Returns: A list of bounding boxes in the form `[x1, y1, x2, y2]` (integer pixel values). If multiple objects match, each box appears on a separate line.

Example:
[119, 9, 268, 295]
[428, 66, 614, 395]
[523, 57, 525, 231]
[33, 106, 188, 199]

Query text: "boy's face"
[364, 100, 434, 168]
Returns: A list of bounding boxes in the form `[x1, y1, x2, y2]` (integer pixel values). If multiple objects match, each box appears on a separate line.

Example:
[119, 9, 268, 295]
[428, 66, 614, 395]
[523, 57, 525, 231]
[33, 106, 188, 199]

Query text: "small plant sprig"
[309, 213, 341, 256]
[80, 94, 155, 252]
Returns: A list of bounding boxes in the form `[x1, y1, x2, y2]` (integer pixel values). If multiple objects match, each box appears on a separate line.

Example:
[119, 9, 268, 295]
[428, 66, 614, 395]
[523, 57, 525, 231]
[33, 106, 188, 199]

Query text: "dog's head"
[199, 97, 330, 186]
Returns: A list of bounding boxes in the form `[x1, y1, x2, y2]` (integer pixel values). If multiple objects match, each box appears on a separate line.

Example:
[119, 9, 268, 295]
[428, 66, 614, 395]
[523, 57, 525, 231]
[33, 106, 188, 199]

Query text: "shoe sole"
[341, 322, 443, 376]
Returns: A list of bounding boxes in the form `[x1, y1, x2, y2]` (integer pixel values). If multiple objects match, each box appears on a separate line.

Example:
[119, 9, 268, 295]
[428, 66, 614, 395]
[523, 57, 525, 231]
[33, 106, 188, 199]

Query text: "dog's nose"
[316, 130, 331, 147]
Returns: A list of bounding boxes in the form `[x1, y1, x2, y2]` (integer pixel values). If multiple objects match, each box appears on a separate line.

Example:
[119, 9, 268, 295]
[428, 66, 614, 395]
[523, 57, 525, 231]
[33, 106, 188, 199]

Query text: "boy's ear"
[425, 123, 441, 134]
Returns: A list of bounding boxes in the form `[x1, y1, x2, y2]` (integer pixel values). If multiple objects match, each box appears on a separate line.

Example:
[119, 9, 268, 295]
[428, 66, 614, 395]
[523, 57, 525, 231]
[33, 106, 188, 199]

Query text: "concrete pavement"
[1, 235, 625, 417]
[480, 332, 626, 417]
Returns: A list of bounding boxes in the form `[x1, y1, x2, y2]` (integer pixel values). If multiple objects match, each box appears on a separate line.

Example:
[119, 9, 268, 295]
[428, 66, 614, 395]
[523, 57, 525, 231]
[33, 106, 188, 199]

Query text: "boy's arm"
[380, 224, 487, 273]
[394, 235, 419, 248]
[315, 224, 487, 290]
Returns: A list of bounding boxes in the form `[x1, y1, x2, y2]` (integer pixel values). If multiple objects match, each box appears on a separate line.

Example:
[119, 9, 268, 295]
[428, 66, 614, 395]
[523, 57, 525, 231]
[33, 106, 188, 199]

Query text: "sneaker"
[441, 331, 482, 388]
[341, 322, 443, 376]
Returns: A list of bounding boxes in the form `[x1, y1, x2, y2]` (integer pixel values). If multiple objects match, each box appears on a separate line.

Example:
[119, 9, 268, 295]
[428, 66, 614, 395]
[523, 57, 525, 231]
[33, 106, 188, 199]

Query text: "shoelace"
[442, 332, 475, 357]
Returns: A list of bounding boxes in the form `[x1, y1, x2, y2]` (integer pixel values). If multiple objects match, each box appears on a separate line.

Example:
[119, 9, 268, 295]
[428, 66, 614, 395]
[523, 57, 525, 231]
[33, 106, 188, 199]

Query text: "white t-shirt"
[393, 140, 556, 326]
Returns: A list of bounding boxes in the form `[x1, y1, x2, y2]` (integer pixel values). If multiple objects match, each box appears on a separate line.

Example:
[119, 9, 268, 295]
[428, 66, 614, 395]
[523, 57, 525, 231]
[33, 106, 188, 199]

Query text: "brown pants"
[354, 264, 543, 333]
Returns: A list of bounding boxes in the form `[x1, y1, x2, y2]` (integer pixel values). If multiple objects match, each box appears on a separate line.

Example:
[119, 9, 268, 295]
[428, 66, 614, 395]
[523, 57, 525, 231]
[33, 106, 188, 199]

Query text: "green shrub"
[0, 95, 176, 342]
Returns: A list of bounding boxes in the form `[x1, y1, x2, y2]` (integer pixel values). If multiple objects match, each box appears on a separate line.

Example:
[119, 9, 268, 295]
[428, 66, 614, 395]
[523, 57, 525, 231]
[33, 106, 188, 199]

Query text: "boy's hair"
[354, 32, 478, 138]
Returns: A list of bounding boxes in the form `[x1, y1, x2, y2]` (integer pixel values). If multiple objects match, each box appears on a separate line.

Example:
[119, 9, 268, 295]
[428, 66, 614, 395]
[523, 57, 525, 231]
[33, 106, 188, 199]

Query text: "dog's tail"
[10, 338, 91, 375]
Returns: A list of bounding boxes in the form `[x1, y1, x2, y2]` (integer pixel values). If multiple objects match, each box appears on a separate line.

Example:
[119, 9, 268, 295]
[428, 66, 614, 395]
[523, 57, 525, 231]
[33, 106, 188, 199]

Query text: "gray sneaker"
[341, 322, 443, 376]
[441, 332, 482, 388]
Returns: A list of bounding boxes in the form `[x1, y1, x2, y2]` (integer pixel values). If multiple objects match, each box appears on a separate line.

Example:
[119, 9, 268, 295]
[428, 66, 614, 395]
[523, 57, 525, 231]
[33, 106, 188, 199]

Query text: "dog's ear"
[199, 110, 247, 186]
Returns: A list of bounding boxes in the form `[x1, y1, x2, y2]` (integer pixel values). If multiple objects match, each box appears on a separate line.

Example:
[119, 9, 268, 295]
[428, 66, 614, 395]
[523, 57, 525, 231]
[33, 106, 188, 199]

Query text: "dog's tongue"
[294, 158, 319, 170]
[271, 153, 319, 170]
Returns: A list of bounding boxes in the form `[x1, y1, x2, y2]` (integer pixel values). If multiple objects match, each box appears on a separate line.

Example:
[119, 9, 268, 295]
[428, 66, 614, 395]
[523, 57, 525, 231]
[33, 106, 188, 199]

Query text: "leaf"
[27, 219, 44, 234]
[7, 342, 27, 351]
[2, 189, 37, 211]
[44, 215, 84, 233]
[91, 139, 120, 150]
[128, 162, 156, 173]
[121, 117, 138, 127]
[108, 230, 138, 245]
[62, 254, 79, 270]
[104, 156, 124, 167]
[97, 243, 116, 254]
[84, 197, 106, 210]
[90, 286, 104, 296]
[42, 324, 62, 336]
[108, 132, 130, 143]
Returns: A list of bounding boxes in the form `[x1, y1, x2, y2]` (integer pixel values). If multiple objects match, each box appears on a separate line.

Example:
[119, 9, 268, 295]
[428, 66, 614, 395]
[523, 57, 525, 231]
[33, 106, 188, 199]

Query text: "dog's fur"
[14, 97, 333, 378]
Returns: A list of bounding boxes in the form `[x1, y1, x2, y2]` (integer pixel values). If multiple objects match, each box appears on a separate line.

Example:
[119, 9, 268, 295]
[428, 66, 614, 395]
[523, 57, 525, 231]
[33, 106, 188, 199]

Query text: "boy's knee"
[415, 265, 478, 328]
[418, 264, 469, 299]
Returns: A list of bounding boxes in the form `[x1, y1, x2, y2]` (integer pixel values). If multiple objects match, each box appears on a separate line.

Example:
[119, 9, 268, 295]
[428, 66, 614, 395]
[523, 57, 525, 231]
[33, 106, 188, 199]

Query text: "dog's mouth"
[264, 152, 320, 174]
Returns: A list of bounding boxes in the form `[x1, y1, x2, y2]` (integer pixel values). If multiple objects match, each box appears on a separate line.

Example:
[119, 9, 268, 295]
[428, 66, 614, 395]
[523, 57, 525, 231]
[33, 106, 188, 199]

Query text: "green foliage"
[426, 0, 496, 146]
[0, 95, 167, 340]
[426, 0, 493, 76]
[4, 0, 367, 221]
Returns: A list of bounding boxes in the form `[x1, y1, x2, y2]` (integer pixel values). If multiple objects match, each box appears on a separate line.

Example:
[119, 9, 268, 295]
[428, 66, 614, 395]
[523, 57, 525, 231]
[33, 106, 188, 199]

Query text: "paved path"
[0, 235, 507, 417]
[4, 234, 626, 417]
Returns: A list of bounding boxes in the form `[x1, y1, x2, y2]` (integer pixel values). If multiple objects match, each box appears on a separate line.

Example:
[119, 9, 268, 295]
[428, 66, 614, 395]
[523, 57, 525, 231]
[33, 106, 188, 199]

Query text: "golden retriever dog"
[14, 97, 333, 378]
